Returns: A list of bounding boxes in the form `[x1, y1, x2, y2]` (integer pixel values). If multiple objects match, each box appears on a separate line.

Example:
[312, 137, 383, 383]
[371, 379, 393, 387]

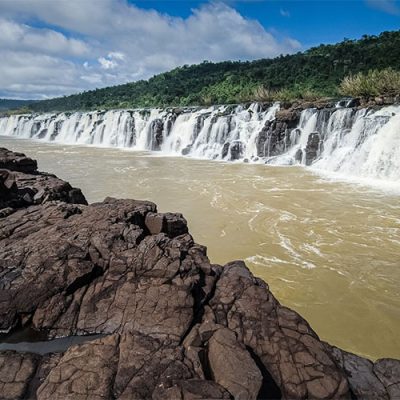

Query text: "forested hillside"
[0, 99, 35, 111]
[24, 30, 400, 112]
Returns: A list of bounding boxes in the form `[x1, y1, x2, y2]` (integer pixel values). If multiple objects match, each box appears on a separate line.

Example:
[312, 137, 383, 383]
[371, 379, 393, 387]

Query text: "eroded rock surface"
[0, 149, 86, 212]
[0, 148, 37, 173]
[305, 132, 321, 165]
[0, 148, 398, 400]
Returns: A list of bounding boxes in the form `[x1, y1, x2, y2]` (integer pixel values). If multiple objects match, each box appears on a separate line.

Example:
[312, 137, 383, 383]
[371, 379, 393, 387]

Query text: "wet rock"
[0, 148, 37, 173]
[181, 145, 192, 156]
[0, 149, 86, 211]
[229, 141, 244, 160]
[347, 98, 360, 108]
[329, 346, 389, 399]
[256, 117, 298, 158]
[305, 132, 320, 165]
[12, 170, 87, 206]
[256, 120, 291, 157]
[150, 119, 164, 150]
[221, 142, 229, 159]
[222, 141, 244, 160]
[294, 148, 303, 163]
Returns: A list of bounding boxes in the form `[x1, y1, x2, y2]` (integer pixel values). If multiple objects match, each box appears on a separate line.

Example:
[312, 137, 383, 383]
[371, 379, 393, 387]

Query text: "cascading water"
[0, 102, 399, 186]
[0, 104, 278, 161]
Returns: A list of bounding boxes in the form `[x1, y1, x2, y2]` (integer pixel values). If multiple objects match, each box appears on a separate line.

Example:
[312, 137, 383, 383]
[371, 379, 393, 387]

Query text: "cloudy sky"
[0, 0, 399, 99]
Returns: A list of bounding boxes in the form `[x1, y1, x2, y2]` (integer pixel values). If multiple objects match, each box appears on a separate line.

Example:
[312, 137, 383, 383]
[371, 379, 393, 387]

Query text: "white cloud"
[98, 52, 125, 70]
[98, 57, 118, 70]
[0, 18, 89, 56]
[0, 50, 84, 99]
[109, 52, 125, 61]
[365, 0, 400, 15]
[0, 0, 302, 99]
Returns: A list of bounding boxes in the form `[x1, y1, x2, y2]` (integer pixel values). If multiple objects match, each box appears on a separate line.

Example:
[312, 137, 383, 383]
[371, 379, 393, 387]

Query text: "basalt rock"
[181, 145, 192, 156]
[0, 148, 37, 173]
[256, 110, 300, 159]
[327, 346, 400, 399]
[0, 148, 398, 400]
[208, 327, 262, 399]
[305, 132, 321, 166]
[222, 140, 244, 161]
[149, 119, 164, 150]
[0, 149, 86, 213]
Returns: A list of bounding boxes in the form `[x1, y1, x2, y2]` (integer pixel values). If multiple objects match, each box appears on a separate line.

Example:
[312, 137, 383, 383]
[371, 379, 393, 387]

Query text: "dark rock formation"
[305, 132, 321, 166]
[208, 327, 262, 398]
[222, 141, 244, 161]
[0, 149, 87, 213]
[256, 111, 300, 158]
[0, 148, 399, 400]
[0, 148, 37, 173]
[294, 148, 303, 163]
[149, 119, 164, 150]
[181, 145, 192, 156]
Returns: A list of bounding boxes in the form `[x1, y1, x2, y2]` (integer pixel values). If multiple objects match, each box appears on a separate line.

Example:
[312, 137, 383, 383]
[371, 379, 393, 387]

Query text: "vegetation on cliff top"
[6, 30, 400, 112]
[0, 99, 35, 112]
[339, 68, 400, 98]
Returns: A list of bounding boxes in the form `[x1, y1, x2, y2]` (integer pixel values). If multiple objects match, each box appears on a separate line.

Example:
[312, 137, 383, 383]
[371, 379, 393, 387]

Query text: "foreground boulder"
[0, 148, 37, 173]
[0, 148, 399, 400]
[0, 148, 86, 212]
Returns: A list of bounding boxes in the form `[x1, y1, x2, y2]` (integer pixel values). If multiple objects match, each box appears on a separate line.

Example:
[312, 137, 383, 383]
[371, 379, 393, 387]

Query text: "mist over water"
[0, 136, 399, 360]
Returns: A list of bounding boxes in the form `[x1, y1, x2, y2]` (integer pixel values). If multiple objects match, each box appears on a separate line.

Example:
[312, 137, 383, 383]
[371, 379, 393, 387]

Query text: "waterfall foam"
[0, 102, 399, 187]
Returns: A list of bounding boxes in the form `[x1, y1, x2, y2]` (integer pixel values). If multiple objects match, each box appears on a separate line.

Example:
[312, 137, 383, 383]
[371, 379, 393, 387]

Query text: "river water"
[1, 136, 399, 360]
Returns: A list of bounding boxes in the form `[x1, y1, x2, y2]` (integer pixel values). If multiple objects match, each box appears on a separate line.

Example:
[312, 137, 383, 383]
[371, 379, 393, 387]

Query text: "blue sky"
[0, 0, 398, 99]
[138, 0, 400, 46]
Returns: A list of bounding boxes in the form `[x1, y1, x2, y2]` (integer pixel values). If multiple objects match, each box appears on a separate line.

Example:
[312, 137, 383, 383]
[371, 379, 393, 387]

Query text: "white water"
[1, 102, 399, 188]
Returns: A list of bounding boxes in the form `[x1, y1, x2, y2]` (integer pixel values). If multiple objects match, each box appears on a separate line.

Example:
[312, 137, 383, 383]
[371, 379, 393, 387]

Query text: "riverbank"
[1, 135, 399, 361]
[0, 147, 399, 399]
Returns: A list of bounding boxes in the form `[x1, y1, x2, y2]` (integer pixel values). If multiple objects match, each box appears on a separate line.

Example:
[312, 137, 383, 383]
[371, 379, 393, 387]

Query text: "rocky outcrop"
[0, 148, 37, 173]
[256, 111, 300, 159]
[149, 119, 164, 150]
[305, 132, 321, 165]
[0, 148, 399, 400]
[222, 140, 244, 160]
[0, 149, 86, 213]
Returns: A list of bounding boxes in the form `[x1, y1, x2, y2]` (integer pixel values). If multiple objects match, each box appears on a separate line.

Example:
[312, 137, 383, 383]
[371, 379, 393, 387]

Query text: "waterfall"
[0, 102, 399, 185]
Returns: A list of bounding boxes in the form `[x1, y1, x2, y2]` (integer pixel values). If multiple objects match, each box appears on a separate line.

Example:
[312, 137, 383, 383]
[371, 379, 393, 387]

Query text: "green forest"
[10, 30, 400, 112]
[0, 99, 36, 111]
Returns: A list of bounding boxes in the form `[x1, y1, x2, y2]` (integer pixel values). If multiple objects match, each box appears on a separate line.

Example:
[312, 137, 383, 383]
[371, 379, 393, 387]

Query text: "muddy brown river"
[1, 136, 399, 360]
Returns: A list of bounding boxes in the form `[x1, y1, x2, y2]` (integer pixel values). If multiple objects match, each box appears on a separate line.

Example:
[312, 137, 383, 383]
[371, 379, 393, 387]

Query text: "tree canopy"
[12, 30, 400, 112]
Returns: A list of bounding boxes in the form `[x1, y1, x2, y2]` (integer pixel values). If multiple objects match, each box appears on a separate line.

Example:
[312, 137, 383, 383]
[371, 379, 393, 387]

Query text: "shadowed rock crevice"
[246, 346, 282, 400]
[65, 265, 104, 296]
[0, 148, 399, 400]
[179, 264, 220, 347]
